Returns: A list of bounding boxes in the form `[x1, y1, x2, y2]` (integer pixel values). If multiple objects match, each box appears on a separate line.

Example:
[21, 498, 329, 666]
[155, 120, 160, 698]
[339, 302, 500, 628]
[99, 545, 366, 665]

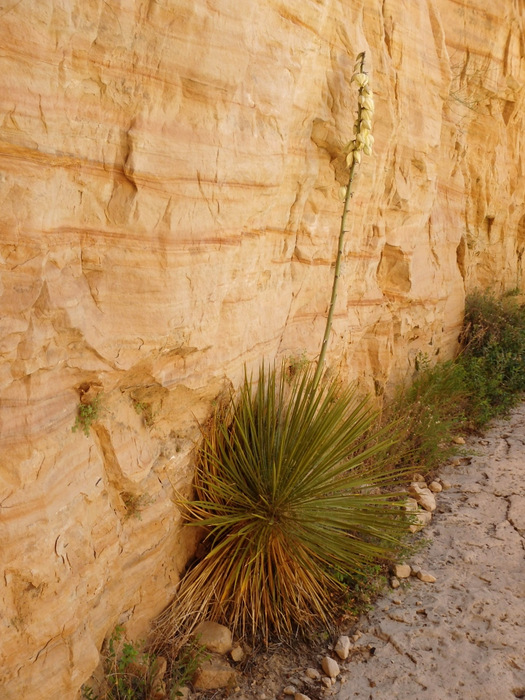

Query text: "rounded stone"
[321, 657, 340, 679]
[334, 635, 351, 660]
[417, 570, 437, 583]
[305, 667, 320, 680]
[393, 563, 412, 578]
[193, 621, 233, 654]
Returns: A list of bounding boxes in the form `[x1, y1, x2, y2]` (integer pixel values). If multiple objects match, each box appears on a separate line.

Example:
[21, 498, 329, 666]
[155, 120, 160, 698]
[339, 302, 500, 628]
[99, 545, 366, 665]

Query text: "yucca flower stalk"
[313, 51, 374, 386]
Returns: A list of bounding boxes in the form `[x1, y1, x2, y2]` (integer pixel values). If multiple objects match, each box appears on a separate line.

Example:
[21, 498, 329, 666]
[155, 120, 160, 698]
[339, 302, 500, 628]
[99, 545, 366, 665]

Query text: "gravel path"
[335, 405, 525, 700]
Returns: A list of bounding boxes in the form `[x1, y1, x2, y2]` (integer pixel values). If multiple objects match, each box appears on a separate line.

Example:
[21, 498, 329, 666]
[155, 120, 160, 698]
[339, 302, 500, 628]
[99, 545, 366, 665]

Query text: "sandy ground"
[335, 404, 525, 700]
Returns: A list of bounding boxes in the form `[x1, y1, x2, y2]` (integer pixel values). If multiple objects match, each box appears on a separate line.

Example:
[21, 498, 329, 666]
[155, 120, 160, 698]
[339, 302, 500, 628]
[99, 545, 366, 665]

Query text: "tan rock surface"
[0, 0, 524, 697]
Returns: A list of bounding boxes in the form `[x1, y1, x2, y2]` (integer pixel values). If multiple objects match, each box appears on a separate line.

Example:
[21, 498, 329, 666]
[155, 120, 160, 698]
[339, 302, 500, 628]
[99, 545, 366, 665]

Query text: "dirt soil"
[213, 403, 525, 700]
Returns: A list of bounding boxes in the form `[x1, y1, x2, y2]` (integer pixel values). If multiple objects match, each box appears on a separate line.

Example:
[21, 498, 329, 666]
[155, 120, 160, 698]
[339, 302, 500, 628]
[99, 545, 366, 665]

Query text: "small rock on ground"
[334, 636, 351, 660]
[321, 657, 340, 679]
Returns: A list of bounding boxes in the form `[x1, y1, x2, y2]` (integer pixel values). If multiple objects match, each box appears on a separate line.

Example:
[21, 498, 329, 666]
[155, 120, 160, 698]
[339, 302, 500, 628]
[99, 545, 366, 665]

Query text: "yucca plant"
[157, 363, 409, 645]
[156, 52, 410, 647]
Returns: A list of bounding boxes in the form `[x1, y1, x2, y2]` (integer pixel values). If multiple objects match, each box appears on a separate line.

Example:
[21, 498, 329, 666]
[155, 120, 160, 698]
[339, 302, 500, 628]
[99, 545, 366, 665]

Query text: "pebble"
[295, 694, 311, 700]
[321, 657, 340, 679]
[393, 563, 412, 578]
[321, 676, 333, 688]
[412, 473, 426, 482]
[416, 570, 437, 583]
[453, 436, 466, 444]
[193, 621, 233, 654]
[334, 636, 351, 660]
[429, 481, 443, 493]
[441, 479, 452, 490]
[305, 668, 320, 680]
[283, 686, 297, 695]
[230, 646, 244, 662]
[390, 576, 400, 589]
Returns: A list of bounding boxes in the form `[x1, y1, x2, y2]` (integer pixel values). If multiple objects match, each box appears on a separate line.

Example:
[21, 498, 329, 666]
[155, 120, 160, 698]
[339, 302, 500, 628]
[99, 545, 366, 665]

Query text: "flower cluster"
[345, 54, 374, 168]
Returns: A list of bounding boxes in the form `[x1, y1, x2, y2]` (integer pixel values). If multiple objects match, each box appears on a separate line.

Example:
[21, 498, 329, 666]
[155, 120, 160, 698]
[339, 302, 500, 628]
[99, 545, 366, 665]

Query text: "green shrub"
[385, 355, 470, 474]
[460, 291, 525, 427]
[384, 291, 525, 470]
[158, 362, 411, 645]
[72, 394, 101, 437]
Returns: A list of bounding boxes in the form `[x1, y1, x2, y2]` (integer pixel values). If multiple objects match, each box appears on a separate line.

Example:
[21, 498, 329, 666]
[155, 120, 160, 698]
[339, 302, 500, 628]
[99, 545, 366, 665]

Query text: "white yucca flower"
[361, 115, 373, 130]
[341, 51, 374, 184]
[351, 72, 369, 87]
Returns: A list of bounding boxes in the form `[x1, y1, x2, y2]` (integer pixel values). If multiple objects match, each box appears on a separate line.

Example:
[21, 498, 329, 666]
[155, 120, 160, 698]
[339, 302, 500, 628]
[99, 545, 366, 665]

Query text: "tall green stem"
[312, 52, 367, 388]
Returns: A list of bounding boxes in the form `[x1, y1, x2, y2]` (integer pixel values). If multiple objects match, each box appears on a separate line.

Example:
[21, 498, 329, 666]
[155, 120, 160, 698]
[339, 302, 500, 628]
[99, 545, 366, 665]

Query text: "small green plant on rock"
[285, 351, 310, 382]
[121, 492, 152, 521]
[132, 400, 155, 427]
[73, 394, 102, 437]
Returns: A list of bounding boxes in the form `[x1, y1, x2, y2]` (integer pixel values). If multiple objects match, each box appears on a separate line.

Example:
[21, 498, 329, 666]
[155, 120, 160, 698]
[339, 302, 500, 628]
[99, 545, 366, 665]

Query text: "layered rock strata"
[1, 0, 524, 696]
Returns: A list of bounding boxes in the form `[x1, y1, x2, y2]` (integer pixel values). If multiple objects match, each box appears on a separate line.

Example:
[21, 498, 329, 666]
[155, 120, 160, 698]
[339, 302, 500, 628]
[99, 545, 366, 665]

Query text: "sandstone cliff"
[1, 1, 524, 696]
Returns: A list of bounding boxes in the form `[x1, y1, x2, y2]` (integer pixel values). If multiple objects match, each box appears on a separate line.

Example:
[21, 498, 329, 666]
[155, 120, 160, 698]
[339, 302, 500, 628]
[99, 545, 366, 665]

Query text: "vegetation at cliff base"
[385, 290, 525, 473]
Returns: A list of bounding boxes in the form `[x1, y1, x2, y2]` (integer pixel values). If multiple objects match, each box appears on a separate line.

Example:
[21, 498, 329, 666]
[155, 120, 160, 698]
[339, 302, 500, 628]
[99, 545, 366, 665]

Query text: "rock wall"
[1, 0, 524, 696]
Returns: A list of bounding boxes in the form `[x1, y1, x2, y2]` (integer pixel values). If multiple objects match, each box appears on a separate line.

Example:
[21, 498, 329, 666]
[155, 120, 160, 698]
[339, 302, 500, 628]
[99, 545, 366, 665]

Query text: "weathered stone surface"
[193, 621, 233, 655]
[1, 0, 524, 697]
